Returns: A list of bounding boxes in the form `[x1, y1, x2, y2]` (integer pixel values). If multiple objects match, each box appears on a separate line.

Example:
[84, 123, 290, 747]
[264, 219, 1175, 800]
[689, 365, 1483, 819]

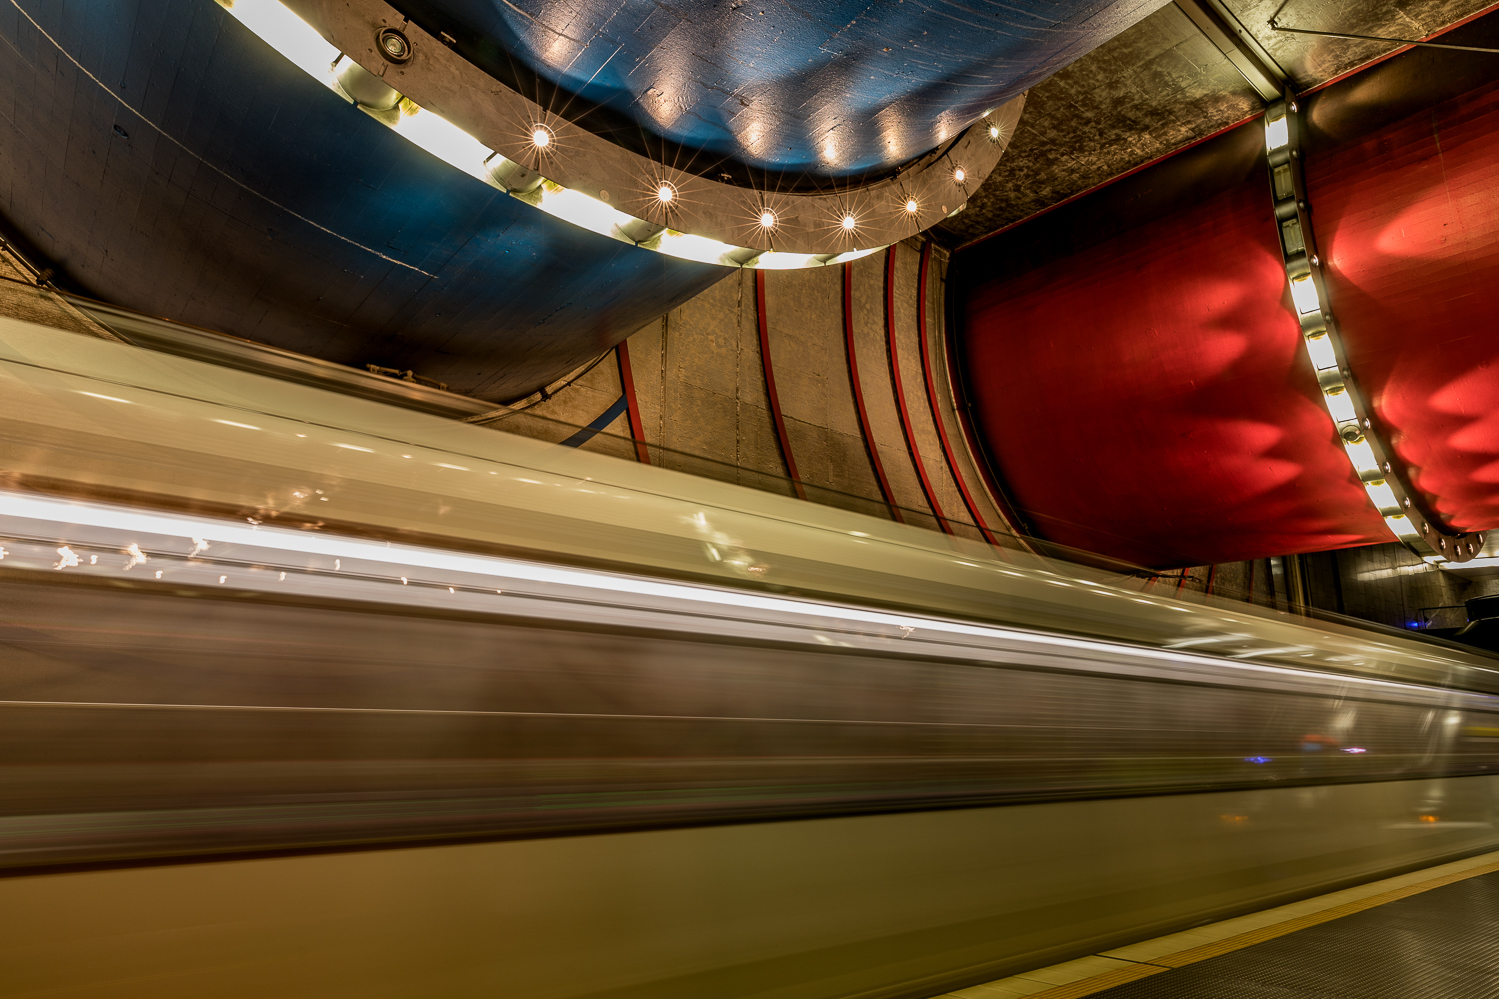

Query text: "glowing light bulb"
[987, 124, 1000, 140]
[657, 183, 675, 204]
[530, 126, 551, 149]
[1265, 114, 1289, 151]
[1323, 386, 1357, 424]
[953, 167, 966, 183]
[1365, 479, 1399, 512]
[841, 213, 857, 231]
[759, 210, 776, 229]
[904, 198, 919, 214]
[1385, 514, 1419, 539]
[1305, 333, 1337, 370]
[1289, 274, 1320, 314]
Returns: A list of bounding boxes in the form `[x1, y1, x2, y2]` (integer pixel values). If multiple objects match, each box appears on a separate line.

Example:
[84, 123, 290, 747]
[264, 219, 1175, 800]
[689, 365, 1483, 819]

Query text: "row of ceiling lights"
[220, 0, 978, 268]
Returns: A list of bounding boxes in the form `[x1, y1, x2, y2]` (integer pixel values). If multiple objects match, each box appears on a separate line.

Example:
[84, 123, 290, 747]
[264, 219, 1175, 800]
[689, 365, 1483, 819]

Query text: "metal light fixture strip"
[1264, 97, 1482, 563]
[284, 0, 1021, 259]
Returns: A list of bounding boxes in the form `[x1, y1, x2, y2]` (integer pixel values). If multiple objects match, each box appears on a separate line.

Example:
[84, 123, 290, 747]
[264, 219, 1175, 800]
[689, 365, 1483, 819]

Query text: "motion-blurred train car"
[2, 312, 1498, 999]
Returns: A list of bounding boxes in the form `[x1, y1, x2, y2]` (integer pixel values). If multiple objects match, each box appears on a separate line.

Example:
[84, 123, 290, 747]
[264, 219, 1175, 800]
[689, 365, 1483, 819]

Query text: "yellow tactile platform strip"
[939, 849, 1499, 999]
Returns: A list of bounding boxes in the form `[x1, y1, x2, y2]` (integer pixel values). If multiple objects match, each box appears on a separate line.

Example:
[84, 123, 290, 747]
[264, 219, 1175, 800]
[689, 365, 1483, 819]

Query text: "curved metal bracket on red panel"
[1264, 97, 1484, 564]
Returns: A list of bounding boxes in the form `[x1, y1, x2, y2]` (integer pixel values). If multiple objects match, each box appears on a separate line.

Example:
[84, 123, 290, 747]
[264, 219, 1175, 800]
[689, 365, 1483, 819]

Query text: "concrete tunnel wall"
[484, 238, 1499, 632]
[506, 240, 1020, 549]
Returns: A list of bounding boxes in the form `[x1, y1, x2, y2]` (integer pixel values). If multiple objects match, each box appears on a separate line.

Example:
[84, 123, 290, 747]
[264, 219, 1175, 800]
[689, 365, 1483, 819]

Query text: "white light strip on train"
[216, 0, 883, 270]
[0, 490, 1484, 702]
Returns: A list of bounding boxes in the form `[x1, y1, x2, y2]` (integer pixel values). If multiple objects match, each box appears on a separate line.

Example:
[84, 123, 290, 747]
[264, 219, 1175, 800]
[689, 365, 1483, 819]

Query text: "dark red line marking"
[844, 262, 903, 523]
[755, 271, 806, 500]
[614, 340, 651, 465]
[885, 246, 953, 534]
[914, 241, 1002, 546]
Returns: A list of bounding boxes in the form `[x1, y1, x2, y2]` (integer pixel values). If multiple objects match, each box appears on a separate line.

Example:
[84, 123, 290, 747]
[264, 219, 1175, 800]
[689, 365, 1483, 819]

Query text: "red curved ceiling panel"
[959, 166, 1387, 568]
[952, 19, 1499, 570]
[1309, 79, 1499, 535]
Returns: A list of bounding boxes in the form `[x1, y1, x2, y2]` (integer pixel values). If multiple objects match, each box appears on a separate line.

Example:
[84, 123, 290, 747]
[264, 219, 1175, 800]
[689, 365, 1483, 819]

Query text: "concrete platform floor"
[931, 848, 1499, 999]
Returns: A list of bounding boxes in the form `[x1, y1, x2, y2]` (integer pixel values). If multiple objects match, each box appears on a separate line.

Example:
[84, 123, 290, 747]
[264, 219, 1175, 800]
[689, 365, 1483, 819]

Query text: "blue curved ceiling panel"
[0, 0, 726, 401]
[400, 0, 1167, 181]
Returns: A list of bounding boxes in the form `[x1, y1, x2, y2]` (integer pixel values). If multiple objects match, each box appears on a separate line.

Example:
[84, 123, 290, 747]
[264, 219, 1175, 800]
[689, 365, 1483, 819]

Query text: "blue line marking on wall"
[560, 395, 629, 448]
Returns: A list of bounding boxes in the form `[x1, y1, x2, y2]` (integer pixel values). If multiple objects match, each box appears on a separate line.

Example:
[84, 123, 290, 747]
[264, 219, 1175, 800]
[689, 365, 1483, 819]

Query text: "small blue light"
[1245, 756, 1272, 764]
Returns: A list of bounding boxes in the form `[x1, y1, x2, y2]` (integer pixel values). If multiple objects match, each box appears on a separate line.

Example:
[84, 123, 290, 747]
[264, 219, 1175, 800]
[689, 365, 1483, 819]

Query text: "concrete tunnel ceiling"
[0, 0, 1167, 404]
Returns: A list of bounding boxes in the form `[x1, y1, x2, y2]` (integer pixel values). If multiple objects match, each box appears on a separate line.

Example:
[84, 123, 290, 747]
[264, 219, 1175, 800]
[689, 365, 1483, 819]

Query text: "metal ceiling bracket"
[1266, 0, 1499, 56]
[1263, 96, 1483, 564]
[1174, 0, 1289, 102]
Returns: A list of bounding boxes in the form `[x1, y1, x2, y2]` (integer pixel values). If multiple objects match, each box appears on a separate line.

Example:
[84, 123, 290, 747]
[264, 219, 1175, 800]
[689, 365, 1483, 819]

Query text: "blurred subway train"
[2, 313, 1499, 999]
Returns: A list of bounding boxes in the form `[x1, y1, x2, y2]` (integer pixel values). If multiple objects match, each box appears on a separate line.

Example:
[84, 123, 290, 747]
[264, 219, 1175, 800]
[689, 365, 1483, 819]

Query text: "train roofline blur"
[1, 312, 1496, 694]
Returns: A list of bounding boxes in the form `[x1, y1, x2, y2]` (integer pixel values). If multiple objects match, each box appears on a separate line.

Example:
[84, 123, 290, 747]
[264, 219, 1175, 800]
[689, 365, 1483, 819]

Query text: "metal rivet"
[1383, 462, 1391, 473]
[1362, 418, 1371, 429]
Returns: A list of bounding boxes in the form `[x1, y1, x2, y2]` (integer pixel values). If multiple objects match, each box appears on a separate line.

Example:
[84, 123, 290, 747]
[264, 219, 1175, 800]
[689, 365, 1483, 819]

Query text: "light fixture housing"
[1262, 95, 1479, 563]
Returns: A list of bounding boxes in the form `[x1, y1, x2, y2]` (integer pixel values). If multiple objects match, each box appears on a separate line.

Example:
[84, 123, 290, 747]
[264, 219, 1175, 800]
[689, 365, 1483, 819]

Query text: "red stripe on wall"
[755, 271, 806, 500]
[914, 242, 1002, 546]
[885, 246, 953, 534]
[614, 340, 651, 465]
[844, 262, 904, 523]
